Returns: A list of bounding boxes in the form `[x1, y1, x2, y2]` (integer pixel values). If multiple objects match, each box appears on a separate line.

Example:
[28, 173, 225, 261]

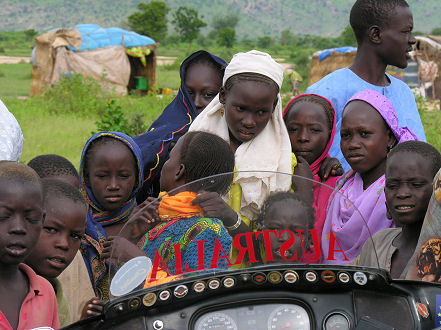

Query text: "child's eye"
[340, 131, 350, 139]
[386, 182, 399, 189]
[257, 110, 268, 116]
[204, 91, 216, 98]
[44, 226, 57, 233]
[235, 106, 243, 112]
[412, 182, 427, 188]
[72, 232, 84, 240]
[359, 131, 371, 137]
[311, 128, 322, 133]
[288, 127, 297, 133]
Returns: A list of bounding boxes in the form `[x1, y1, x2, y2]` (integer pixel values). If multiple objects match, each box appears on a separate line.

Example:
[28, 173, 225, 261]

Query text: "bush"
[43, 73, 108, 117]
[93, 99, 148, 136]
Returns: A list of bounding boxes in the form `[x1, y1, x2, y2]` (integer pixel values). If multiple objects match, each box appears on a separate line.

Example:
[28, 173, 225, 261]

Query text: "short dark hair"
[0, 160, 41, 186]
[185, 52, 225, 82]
[224, 72, 279, 94]
[179, 131, 234, 195]
[28, 154, 79, 180]
[83, 136, 138, 186]
[42, 178, 86, 208]
[284, 94, 335, 132]
[350, 0, 409, 43]
[388, 141, 441, 179]
[256, 191, 315, 230]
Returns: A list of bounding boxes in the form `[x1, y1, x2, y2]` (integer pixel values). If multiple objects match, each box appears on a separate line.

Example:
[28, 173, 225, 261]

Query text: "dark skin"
[385, 152, 434, 278]
[185, 63, 222, 113]
[350, 5, 416, 86]
[341, 101, 396, 190]
[0, 180, 44, 329]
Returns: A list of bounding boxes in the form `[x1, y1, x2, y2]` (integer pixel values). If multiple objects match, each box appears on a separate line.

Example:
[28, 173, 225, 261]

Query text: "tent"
[414, 35, 441, 99]
[31, 24, 157, 96]
[308, 47, 357, 86]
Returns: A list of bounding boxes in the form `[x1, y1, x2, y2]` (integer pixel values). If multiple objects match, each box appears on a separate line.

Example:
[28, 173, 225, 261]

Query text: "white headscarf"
[0, 100, 23, 161]
[189, 50, 292, 219]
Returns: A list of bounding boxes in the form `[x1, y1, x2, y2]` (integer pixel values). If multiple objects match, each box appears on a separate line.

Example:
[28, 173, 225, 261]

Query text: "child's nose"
[242, 114, 256, 127]
[298, 128, 309, 142]
[55, 234, 69, 250]
[107, 177, 119, 190]
[8, 216, 27, 235]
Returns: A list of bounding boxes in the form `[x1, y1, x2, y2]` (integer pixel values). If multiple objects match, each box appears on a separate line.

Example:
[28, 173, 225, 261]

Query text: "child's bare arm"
[120, 197, 160, 243]
[80, 297, 105, 319]
[318, 157, 344, 180]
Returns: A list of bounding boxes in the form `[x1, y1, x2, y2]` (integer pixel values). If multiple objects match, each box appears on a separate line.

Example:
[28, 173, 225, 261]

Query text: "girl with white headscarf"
[190, 51, 296, 255]
[0, 99, 23, 161]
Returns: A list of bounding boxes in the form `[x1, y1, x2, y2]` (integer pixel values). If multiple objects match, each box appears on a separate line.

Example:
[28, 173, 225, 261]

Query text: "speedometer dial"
[268, 304, 310, 329]
[194, 312, 238, 330]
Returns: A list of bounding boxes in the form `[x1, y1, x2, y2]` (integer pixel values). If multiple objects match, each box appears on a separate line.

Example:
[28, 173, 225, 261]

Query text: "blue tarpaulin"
[318, 46, 357, 62]
[69, 24, 155, 52]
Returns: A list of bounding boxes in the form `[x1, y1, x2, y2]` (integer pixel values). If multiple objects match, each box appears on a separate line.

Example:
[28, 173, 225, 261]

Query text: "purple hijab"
[321, 89, 419, 265]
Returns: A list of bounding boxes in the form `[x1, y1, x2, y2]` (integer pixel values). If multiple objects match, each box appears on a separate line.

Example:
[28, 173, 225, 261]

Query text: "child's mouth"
[6, 244, 27, 257]
[47, 257, 66, 268]
[105, 196, 121, 203]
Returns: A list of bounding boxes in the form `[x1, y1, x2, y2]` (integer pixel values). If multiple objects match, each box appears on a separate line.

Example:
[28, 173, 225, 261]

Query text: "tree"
[172, 6, 206, 49]
[280, 29, 294, 46]
[431, 27, 441, 35]
[128, 1, 171, 42]
[217, 27, 235, 48]
[212, 14, 239, 31]
[24, 29, 38, 41]
[339, 25, 357, 46]
[257, 36, 274, 49]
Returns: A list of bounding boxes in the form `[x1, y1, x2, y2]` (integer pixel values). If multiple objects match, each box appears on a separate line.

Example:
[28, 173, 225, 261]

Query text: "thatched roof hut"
[308, 47, 356, 86]
[415, 35, 441, 99]
[31, 24, 157, 96]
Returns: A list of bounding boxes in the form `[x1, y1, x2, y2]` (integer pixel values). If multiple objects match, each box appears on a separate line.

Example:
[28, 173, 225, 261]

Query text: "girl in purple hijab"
[321, 89, 419, 264]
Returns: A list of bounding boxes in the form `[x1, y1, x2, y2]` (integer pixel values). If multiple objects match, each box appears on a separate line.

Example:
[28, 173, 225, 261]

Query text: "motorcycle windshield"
[104, 171, 390, 298]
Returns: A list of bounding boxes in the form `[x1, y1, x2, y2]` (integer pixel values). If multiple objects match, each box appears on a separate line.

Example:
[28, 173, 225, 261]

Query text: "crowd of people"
[1, 0, 441, 329]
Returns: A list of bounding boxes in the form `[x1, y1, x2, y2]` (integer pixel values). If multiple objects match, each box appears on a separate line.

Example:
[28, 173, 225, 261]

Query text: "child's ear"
[175, 164, 185, 183]
[387, 130, 397, 151]
[368, 25, 382, 45]
[385, 202, 393, 220]
[219, 87, 227, 105]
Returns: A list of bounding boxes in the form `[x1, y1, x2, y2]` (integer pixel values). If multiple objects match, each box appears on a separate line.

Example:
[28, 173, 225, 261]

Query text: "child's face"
[220, 80, 278, 147]
[25, 196, 86, 278]
[0, 179, 44, 266]
[378, 5, 416, 69]
[185, 63, 222, 114]
[160, 137, 184, 192]
[385, 152, 433, 226]
[87, 142, 137, 212]
[285, 101, 330, 164]
[341, 101, 394, 176]
[263, 200, 310, 263]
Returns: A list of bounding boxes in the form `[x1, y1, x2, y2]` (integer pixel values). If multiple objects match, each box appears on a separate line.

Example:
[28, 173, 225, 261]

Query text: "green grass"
[420, 110, 441, 152]
[0, 63, 32, 97]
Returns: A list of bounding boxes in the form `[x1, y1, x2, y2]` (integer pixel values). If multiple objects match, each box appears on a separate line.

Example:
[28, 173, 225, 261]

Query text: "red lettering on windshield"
[210, 237, 232, 269]
[232, 232, 258, 265]
[255, 230, 277, 262]
[327, 230, 349, 261]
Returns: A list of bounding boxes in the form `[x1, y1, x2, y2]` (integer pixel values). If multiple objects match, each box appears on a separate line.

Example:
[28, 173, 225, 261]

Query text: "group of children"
[1, 0, 441, 328]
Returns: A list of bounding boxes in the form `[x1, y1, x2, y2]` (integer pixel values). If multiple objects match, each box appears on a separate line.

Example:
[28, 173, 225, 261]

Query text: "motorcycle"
[63, 172, 441, 330]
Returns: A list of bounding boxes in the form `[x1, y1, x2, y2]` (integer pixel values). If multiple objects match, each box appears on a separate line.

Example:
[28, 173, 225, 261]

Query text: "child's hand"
[318, 157, 344, 180]
[102, 236, 145, 262]
[81, 297, 105, 319]
[120, 197, 160, 243]
[192, 192, 237, 228]
[292, 156, 313, 205]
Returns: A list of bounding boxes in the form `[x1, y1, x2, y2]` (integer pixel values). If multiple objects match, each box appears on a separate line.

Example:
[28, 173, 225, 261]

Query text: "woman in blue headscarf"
[79, 131, 144, 300]
[134, 51, 227, 201]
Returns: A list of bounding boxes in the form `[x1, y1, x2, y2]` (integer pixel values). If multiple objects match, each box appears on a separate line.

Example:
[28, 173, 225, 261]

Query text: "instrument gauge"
[194, 312, 238, 330]
[268, 304, 310, 329]
[324, 312, 350, 330]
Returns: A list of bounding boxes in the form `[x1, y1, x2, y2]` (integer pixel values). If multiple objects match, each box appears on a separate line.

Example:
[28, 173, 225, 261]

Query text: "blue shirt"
[306, 68, 426, 171]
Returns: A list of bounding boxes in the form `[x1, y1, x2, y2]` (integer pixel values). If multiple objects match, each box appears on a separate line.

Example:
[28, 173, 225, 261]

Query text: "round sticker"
[174, 285, 188, 298]
[252, 272, 267, 284]
[415, 302, 429, 318]
[208, 278, 220, 290]
[268, 271, 283, 284]
[305, 271, 318, 283]
[284, 271, 298, 284]
[110, 256, 152, 297]
[142, 293, 157, 307]
[321, 270, 336, 284]
[223, 277, 236, 288]
[193, 281, 206, 293]
[353, 272, 368, 285]
[159, 290, 171, 301]
[338, 272, 350, 283]
[129, 297, 141, 310]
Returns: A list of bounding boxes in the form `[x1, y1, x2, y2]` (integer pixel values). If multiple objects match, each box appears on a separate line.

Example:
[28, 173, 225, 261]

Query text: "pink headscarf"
[283, 94, 339, 240]
[321, 89, 419, 265]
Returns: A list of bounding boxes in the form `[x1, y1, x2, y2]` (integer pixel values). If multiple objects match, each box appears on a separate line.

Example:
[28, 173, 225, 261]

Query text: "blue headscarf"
[79, 131, 144, 298]
[134, 50, 226, 200]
